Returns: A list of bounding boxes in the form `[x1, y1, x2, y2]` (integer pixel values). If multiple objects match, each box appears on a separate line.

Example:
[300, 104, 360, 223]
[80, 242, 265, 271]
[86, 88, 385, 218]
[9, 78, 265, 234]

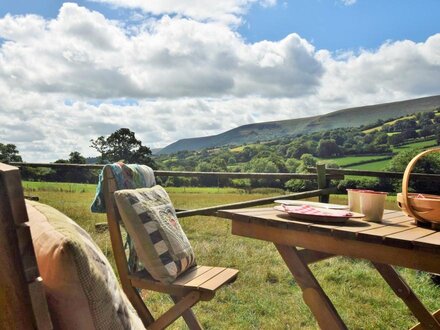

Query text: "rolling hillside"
[158, 95, 440, 154]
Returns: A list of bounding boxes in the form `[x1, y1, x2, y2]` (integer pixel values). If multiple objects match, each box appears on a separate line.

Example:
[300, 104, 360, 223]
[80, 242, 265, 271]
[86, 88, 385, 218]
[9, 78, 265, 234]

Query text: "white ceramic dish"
[274, 200, 349, 210]
[273, 205, 364, 223]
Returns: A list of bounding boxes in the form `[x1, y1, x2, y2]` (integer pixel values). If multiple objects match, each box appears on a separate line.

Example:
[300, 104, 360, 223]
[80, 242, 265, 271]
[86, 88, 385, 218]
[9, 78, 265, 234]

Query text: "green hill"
[158, 95, 440, 154]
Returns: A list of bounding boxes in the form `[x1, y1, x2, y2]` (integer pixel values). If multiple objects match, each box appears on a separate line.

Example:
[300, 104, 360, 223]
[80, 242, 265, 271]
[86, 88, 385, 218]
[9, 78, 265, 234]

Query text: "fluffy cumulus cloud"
[0, 2, 439, 161]
[89, 0, 277, 25]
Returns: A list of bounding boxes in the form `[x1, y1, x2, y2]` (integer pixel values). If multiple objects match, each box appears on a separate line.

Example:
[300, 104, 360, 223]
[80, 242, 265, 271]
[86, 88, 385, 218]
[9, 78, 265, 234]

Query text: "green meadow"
[24, 181, 440, 330]
[320, 138, 438, 172]
[318, 155, 391, 167]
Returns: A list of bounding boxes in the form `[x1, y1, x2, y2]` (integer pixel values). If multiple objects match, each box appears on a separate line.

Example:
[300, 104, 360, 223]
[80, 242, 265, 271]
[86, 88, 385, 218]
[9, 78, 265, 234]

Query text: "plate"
[274, 200, 349, 210]
[273, 205, 364, 223]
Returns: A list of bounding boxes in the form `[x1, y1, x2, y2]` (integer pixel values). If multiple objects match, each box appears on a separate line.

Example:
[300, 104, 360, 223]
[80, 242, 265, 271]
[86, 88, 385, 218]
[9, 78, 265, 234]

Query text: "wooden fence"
[10, 162, 440, 218]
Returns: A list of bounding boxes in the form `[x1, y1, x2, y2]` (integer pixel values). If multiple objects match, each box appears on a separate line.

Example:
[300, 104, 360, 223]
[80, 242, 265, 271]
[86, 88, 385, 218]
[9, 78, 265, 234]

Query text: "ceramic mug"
[347, 189, 371, 213]
[359, 191, 388, 222]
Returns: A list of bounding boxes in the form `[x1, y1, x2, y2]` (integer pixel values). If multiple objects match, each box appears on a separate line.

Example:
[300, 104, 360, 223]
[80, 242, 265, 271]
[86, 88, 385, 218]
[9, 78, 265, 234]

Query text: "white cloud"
[340, 0, 357, 6]
[0, 3, 439, 161]
[89, 0, 277, 25]
[0, 4, 323, 99]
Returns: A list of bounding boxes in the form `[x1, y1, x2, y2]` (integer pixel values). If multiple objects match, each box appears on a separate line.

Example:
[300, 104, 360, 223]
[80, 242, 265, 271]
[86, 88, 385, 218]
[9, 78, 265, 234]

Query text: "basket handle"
[402, 147, 440, 219]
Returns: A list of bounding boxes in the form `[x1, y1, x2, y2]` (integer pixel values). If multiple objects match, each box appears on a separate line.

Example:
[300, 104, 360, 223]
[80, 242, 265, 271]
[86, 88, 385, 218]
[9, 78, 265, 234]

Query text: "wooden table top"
[218, 208, 440, 254]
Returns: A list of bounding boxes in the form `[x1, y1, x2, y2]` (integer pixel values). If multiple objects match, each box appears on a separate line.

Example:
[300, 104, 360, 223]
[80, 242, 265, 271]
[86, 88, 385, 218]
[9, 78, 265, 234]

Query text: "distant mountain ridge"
[158, 95, 440, 154]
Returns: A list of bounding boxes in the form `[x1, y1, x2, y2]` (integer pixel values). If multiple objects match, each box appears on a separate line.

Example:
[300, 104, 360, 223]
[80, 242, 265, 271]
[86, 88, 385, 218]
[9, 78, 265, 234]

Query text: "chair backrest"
[102, 166, 132, 285]
[0, 163, 52, 329]
[102, 166, 154, 325]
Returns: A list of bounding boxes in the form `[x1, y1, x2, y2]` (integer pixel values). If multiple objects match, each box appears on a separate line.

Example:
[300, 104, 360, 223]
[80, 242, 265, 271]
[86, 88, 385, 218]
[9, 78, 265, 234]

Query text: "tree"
[69, 151, 86, 164]
[90, 128, 156, 168]
[317, 139, 340, 158]
[387, 149, 440, 194]
[0, 143, 22, 162]
[51, 151, 92, 183]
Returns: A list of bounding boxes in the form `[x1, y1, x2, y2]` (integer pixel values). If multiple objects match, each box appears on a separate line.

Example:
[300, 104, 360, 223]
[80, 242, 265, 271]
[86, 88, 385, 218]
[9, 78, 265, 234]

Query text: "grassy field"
[393, 139, 437, 152]
[23, 181, 440, 329]
[318, 155, 390, 167]
[348, 159, 392, 171]
[324, 138, 438, 171]
[362, 114, 415, 134]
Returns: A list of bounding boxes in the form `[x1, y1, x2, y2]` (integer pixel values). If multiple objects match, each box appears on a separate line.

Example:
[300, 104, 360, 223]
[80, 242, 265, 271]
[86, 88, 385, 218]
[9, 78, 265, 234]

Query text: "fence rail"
[10, 161, 440, 221]
[10, 162, 342, 180]
[307, 167, 440, 182]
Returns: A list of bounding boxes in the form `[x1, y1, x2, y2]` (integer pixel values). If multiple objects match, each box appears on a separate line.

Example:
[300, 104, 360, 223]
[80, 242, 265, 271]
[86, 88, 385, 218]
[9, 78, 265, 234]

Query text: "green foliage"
[69, 151, 86, 164]
[317, 139, 341, 157]
[0, 143, 22, 162]
[155, 108, 439, 191]
[90, 128, 155, 167]
[387, 148, 440, 194]
[336, 178, 393, 193]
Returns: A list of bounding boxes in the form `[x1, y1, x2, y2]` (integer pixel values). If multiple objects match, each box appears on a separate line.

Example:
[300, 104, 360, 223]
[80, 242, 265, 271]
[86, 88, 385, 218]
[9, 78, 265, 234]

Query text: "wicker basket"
[397, 147, 440, 227]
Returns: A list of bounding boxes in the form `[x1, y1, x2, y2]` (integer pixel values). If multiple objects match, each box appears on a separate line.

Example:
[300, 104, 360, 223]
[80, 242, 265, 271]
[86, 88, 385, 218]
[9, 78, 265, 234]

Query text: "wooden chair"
[0, 163, 52, 329]
[102, 166, 239, 330]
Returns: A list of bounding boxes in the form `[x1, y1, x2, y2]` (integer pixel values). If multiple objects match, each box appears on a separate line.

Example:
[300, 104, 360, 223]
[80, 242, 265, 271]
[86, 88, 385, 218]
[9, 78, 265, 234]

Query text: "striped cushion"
[114, 185, 196, 283]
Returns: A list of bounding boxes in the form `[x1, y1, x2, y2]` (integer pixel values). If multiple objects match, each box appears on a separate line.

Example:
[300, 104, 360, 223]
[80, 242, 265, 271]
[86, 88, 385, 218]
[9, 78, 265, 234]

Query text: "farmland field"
[23, 181, 440, 330]
[362, 114, 415, 134]
[319, 155, 390, 167]
[348, 159, 392, 171]
[393, 139, 437, 152]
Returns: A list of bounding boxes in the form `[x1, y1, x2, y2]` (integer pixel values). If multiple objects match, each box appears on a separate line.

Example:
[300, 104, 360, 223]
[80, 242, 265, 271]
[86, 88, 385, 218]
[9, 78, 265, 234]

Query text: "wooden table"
[218, 207, 440, 330]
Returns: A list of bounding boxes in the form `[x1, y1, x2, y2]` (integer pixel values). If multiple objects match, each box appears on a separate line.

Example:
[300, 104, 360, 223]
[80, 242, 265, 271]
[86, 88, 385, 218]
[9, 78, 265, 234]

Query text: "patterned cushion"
[27, 201, 145, 330]
[114, 185, 196, 283]
[91, 163, 156, 213]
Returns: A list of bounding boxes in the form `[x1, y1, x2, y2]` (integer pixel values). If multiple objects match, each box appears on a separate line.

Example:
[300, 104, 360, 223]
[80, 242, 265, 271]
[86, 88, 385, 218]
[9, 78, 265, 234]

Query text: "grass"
[362, 115, 416, 134]
[348, 159, 392, 171]
[331, 139, 438, 171]
[393, 139, 437, 152]
[318, 155, 390, 167]
[24, 182, 440, 329]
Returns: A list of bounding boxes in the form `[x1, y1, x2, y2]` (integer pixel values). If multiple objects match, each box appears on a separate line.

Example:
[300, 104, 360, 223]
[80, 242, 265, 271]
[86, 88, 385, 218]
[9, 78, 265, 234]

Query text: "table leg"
[373, 262, 440, 330]
[275, 244, 347, 330]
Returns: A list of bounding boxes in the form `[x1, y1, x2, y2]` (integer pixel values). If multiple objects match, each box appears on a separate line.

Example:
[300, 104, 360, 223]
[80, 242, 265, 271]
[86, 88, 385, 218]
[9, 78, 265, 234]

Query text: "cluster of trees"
[0, 143, 22, 162]
[6, 128, 156, 183]
[90, 128, 155, 167]
[382, 112, 440, 146]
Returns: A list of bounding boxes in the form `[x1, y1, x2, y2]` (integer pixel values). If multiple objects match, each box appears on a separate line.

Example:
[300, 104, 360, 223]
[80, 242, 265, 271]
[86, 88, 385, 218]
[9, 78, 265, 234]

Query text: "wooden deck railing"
[307, 167, 440, 182]
[11, 162, 340, 217]
[10, 161, 440, 218]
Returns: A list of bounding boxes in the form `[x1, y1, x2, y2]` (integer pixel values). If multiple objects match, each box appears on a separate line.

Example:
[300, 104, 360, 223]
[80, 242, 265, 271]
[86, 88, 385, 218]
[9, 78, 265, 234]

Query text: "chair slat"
[199, 268, 239, 291]
[183, 267, 227, 288]
[172, 266, 213, 286]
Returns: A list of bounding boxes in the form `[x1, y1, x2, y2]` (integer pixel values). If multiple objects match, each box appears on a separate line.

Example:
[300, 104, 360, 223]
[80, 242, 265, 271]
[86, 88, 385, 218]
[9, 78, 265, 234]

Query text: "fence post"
[317, 164, 329, 203]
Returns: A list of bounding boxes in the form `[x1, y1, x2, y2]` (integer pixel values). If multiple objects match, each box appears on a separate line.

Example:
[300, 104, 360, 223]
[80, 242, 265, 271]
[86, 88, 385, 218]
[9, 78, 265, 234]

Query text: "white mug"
[347, 189, 370, 213]
[359, 191, 388, 222]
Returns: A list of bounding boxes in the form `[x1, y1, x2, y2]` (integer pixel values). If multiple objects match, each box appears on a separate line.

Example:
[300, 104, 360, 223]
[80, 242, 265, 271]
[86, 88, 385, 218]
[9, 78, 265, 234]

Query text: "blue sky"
[241, 0, 440, 51]
[0, 0, 439, 161]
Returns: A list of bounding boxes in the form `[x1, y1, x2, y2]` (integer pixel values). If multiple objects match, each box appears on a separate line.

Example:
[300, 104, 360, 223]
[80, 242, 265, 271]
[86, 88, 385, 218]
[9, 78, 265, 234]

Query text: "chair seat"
[128, 265, 238, 301]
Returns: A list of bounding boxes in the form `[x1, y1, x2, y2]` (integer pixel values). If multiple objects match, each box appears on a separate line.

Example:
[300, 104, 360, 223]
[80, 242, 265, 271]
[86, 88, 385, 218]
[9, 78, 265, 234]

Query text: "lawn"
[348, 159, 392, 171]
[393, 139, 437, 152]
[318, 155, 390, 167]
[23, 182, 440, 329]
